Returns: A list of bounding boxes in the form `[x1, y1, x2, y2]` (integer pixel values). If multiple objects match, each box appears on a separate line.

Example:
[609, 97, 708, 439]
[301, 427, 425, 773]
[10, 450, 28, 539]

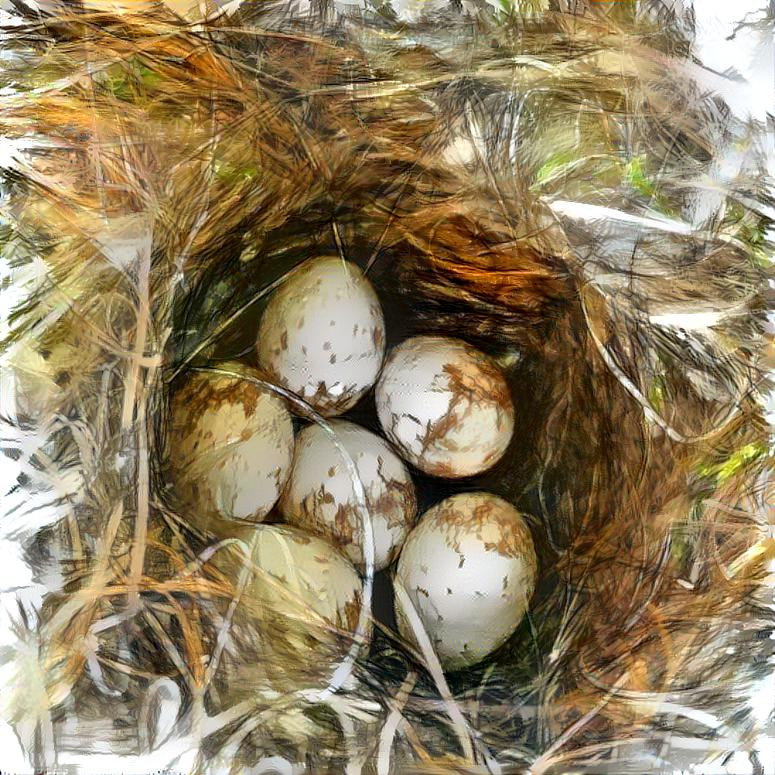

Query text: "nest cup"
[0, 0, 772, 772]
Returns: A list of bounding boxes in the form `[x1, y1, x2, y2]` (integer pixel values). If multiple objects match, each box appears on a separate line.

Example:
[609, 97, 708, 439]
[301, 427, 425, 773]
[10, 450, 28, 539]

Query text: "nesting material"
[0, 1, 771, 773]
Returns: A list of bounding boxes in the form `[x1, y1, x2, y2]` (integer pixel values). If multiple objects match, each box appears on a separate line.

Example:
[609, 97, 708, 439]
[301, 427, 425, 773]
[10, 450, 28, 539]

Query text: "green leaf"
[137, 64, 162, 90]
[623, 154, 677, 215]
[647, 374, 667, 413]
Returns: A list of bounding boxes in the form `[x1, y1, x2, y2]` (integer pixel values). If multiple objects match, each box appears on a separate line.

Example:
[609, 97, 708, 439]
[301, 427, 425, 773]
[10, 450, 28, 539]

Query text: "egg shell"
[168, 364, 294, 536]
[395, 492, 537, 671]
[256, 256, 386, 417]
[208, 524, 366, 694]
[375, 336, 515, 478]
[279, 420, 417, 572]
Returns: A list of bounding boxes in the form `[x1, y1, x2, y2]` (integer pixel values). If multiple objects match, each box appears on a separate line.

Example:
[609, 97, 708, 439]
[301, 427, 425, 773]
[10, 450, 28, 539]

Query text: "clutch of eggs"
[168, 363, 294, 536]
[376, 335, 515, 477]
[172, 257, 532, 677]
[256, 256, 386, 417]
[279, 419, 416, 572]
[395, 492, 537, 671]
[207, 523, 365, 694]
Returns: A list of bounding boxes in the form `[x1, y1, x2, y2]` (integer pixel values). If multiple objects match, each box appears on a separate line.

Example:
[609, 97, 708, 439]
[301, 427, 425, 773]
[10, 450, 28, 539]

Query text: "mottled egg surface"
[169, 364, 294, 536]
[256, 256, 386, 417]
[212, 523, 364, 636]
[209, 524, 365, 693]
[375, 336, 515, 478]
[395, 492, 537, 671]
[279, 420, 416, 572]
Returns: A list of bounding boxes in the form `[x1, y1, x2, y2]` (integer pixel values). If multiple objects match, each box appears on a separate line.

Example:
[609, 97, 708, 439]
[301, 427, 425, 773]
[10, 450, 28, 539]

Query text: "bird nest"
[0, 1, 772, 773]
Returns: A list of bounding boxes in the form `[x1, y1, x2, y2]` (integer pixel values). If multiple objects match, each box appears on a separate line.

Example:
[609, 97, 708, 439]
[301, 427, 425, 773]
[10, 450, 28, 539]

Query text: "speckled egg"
[208, 523, 366, 693]
[375, 336, 515, 478]
[256, 256, 386, 417]
[394, 492, 537, 671]
[169, 364, 294, 536]
[279, 420, 416, 572]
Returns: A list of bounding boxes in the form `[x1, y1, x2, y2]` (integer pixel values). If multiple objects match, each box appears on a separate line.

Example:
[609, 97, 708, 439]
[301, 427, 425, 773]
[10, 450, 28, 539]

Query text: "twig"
[377, 671, 417, 775]
[527, 671, 631, 775]
[392, 581, 476, 765]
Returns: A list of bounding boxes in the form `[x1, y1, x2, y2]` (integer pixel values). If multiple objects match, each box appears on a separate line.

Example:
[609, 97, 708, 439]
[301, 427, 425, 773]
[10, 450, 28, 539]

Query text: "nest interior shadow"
[0, 1, 772, 773]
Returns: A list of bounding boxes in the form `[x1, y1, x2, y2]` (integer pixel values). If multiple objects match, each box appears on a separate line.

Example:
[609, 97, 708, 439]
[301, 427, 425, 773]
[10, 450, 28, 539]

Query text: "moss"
[624, 155, 655, 198]
[623, 154, 675, 215]
[100, 57, 161, 102]
[647, 373, 667, 413]
[696, 442, 768, 484]
[213, 159, 260, 184]
[535, 150, 576, 186]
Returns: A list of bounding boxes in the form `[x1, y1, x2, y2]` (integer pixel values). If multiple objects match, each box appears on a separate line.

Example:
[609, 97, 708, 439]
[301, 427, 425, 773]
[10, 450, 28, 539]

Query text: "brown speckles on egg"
[333, 502, 357, 545]
[168, 364, 294, 534]
[433, 494, 537, 565]
[395, 491, 537, 671]
[256, 256, 385, 417]
[279, 420, 416, 571]
[343, 594, 363, 634]
[173, 367, 260, 423]
[375, 336, 514, 478]
[291, 530, 312, 547]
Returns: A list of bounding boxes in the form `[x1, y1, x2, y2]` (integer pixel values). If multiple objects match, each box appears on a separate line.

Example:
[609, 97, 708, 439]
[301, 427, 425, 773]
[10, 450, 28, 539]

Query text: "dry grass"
[0, 0, 771, 771]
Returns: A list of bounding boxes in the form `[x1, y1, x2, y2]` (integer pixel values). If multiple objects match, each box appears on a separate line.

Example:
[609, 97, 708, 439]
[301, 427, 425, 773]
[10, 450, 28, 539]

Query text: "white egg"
[279, 420, 416, 572]
[375, 336, 515, 478]
[395, 492, 537, 671]
[208, 524, 366, 693]
[169, 363, 294, 536]
[256, 256, 386, 417]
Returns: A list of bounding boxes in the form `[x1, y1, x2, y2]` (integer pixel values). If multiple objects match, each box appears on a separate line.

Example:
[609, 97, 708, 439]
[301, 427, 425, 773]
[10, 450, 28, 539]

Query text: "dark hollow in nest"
[0, 1, 772, 773]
